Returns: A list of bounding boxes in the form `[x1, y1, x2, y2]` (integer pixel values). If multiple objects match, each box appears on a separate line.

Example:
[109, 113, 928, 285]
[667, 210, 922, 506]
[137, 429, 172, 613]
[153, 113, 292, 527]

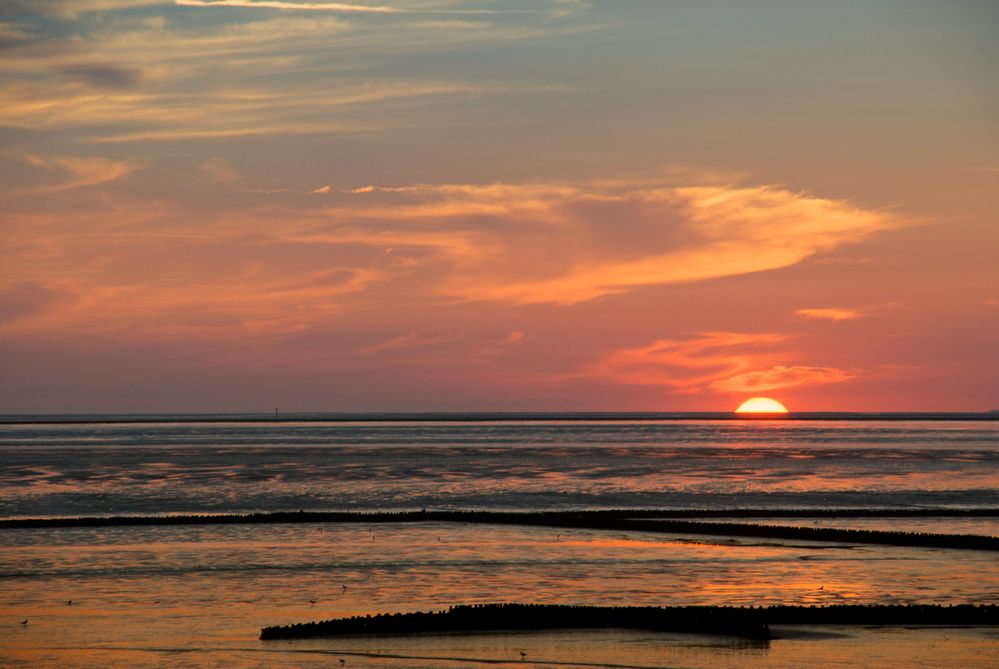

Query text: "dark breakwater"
[4, 509, 998, 551]
[260, 603, 773, 640]
[260, 603, 999, 641]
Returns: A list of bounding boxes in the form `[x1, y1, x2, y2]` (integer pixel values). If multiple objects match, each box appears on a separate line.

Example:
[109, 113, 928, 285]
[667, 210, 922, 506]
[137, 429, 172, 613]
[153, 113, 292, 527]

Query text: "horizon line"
[2, 410, 997, 425]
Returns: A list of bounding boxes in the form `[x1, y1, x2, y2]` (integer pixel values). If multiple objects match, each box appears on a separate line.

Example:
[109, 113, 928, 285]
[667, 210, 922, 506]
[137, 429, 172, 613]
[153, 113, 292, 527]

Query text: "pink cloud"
[359, 331, 462, 355]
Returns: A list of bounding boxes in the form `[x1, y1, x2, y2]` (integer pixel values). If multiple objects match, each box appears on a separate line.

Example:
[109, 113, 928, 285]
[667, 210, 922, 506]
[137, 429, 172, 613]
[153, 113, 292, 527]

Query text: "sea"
[1, 414, 997, 668]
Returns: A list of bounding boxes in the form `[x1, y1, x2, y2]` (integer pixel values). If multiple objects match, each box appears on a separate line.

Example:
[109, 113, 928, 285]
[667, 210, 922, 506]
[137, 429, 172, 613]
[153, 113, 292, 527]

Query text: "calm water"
[1, 417, 997, 517]
[1, 416, 997, 667]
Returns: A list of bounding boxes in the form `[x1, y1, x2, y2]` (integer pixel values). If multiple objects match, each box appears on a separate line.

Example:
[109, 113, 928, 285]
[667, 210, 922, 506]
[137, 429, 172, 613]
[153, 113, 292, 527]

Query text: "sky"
[0, 0, 997, 413]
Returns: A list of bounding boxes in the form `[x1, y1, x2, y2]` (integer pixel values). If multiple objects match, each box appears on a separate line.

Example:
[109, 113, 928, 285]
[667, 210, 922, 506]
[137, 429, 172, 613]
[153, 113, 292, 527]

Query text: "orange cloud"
[579, 332, 786, 389]
[327, 181, 901, 305]
[504, 331, 527, 344]
[708, 365, 856, 393]
[0, 258, 383, 340]
[0, 174, 905, 350]
[579, 332, 855, 395]
[795, 307, 865, 321]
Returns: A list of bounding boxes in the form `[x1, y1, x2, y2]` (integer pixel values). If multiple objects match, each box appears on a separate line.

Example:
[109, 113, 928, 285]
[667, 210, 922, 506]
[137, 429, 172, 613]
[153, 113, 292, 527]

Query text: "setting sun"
[735, 397, 790, 413]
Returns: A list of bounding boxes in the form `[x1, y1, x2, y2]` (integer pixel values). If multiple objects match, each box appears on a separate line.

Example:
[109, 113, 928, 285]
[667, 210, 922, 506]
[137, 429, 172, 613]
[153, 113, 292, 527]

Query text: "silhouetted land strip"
[3, 411, 996, 424]
[3, 509, 997, 550]
[260, 603, 999, 641]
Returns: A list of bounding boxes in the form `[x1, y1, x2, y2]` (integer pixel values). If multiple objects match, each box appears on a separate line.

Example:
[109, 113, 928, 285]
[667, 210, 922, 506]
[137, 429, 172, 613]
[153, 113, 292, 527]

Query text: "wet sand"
[3, 521, 998, 667]
[5, 626, 998, 668]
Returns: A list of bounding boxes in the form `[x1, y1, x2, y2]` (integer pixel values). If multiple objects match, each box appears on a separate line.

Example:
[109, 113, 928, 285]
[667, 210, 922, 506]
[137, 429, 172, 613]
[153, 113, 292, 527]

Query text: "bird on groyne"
[519, 650, 527, 660]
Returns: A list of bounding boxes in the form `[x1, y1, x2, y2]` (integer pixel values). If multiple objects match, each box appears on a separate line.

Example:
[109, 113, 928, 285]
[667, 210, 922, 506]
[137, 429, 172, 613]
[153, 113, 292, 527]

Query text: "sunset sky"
[1, 0, 996, 413]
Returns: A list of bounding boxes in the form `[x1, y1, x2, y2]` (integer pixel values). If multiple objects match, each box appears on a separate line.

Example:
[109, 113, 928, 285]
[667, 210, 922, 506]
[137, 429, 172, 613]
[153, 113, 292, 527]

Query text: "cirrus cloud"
[24, 153, 138, 191]
[326, 180, 902, 305]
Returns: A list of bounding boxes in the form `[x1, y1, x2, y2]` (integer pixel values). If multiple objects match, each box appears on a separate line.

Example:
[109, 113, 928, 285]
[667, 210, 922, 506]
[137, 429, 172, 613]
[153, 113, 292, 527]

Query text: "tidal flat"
[3, 416, 996, 666]
[3, 521, 998, 667]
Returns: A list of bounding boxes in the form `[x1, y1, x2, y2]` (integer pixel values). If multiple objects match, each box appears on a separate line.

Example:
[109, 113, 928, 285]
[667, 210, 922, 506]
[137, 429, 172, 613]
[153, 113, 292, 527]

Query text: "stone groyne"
[260, 603, 999, 641]
[4, 509, 998, 551]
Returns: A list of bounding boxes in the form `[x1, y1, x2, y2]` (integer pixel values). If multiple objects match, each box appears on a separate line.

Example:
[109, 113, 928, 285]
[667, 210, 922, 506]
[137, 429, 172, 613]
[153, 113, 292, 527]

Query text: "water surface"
[2, 416, 996, 667]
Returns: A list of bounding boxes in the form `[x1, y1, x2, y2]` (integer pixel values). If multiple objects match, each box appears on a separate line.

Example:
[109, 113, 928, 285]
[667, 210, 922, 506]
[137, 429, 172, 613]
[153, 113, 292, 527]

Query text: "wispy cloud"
[174, 0, 541, 15]
[359, 330, 462, 355]
[14, 1, 164, 18]
[324, 180, 902, 305]
[0, 0, 593, 145]
[25, 154, 138, 191]
[175, 0, 402, 12]
[0, 258, 384, 339]
[241, 184, 334, 194]
[709, 365, 856, 393]
[1, 78, 473, 142]
[0, 282, 74, 325]
[577, 332, 786, 390]
[0, 22, 33, 45]
[472, 330, 529, 356]
[795, 307, 865, 321]
[0, 173, 907, 349]
[53, 62, 141, 89]
[200, 157, 240, 182]
[577, 332, 855, 395]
